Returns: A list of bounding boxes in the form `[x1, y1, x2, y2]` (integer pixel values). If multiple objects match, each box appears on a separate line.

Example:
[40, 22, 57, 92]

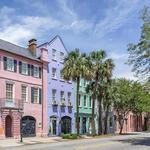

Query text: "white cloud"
[94, 0, 141, 37]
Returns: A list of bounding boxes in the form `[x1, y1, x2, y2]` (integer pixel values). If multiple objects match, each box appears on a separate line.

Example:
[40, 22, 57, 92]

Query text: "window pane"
[22, 86, 27, 102]
[22, 63, 28, 75]
[7, 58, 14, 71]
[34, 88, 38, 103]
[6, 83, 13, 100]
[52, 89, 56, 101]
[52, 68, 56, 78]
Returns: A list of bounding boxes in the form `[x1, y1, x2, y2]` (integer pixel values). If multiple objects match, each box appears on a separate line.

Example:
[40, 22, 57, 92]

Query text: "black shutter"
[39, 67, 41, 78]
[14, 60, 17, 72]
[3, 57, 7, 70]
[39, 88, 42, 104]
[19, 61, 22, 73]
[28, 64, 30, 76]
[31, 65, 34, 76]
[31, 87, 34, 103]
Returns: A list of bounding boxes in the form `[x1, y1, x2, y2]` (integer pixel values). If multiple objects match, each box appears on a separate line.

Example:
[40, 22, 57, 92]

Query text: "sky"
[0, 0, 149, 80]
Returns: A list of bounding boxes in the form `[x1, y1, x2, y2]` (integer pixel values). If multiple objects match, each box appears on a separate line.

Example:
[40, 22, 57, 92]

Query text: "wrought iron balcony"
[52, 100, 58, 106]
[0, 98, 24, 110]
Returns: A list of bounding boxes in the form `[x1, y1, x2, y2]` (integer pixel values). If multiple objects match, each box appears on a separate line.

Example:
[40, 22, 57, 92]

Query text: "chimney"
[28, 39, 37, 56]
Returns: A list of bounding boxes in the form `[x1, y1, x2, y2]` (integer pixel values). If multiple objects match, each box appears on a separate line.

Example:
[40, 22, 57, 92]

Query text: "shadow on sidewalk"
[113, 137, 150, 147]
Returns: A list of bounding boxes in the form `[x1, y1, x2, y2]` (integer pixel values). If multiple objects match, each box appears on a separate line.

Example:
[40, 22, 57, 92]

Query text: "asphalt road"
[3, 132, 150, 150]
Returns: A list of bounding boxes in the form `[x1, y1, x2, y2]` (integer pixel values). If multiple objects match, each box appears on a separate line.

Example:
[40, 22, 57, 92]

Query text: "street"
[2, 132, 150, 150]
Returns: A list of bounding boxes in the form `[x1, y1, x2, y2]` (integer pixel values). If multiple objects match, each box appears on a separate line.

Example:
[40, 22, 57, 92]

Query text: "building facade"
[115, 112, 145, 133]
[0, 39, 48, 139]
[38, 36, 75, 136]
[75, 78, 98, 135]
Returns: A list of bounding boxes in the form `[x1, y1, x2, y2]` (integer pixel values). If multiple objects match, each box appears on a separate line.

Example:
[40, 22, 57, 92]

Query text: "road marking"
[74, 141, 119, 150]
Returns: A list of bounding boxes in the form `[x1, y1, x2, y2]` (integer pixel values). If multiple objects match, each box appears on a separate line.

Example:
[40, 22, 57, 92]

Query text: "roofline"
[0, 49, 41, 63]
[37, 35, 69, 54]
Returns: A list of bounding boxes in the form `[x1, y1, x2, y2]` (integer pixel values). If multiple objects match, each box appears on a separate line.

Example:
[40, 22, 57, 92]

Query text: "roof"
[37, 35, 69, 53]
[0, 39, 41, 62]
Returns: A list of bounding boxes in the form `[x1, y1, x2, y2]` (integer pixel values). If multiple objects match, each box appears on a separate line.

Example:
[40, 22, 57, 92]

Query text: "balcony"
[0, 98, 24, 110]
[68, 101, 73, 108]
[60, 99, 66, 107]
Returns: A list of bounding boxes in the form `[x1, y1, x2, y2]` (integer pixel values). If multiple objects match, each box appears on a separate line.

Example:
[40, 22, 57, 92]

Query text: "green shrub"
[62, 133, 77, 139]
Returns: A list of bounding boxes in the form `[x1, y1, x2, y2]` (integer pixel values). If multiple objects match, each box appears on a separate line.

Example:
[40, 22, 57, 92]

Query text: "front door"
[52, 119, 57, 135]
[61, 116, 71, 134]
[82, 117, 87, 134]
[5, 115, 12, 137]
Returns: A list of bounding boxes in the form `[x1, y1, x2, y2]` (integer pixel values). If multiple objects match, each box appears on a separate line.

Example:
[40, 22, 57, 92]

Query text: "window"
[52, 89, 56, 101]
[83, 95, 87, 107]
[68, 92, 71, 102]
[79, 94, 81, 106]
[89, 96, 92, 107]
[52, 68, 57, 78]
[83, 80, 86, 86]
[21, 86, 28, 102]
[109, 117, 113, 127]
[21, 62, 28, 75]
[60, 52, 64, 62]
[7, 58, 14, 71]
[52, 49, 56, 60]
[34, 66, 40, 77]
[6, 83, 13, 100]
[33, 88, 39, 103]
[60, 91, 65, 101]
[6, 83, 14, 100]
[60, 70, 63, 80]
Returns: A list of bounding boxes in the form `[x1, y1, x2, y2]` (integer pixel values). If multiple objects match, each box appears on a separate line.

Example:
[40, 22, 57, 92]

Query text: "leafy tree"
[62, 49, 92, 136]
[127, 6, 150, 80]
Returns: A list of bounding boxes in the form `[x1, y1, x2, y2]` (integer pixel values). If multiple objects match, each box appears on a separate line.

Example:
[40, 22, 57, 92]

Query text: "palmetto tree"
[89, 50, 106, 136]
[89, 50, 114, 135]
[62, 49, 92, 136]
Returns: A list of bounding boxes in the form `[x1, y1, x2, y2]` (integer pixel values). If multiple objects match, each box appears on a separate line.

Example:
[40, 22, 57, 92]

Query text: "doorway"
[5, 115, 12, 137]
[82, 117, 87, 134]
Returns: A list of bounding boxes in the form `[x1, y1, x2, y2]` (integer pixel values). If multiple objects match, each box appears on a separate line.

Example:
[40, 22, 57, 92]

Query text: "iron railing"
[0, 98, 24, 110]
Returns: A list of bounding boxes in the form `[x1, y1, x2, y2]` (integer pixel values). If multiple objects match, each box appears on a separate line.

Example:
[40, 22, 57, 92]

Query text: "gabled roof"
[37, 35, 69, 53]
[0, 39, 41, 61]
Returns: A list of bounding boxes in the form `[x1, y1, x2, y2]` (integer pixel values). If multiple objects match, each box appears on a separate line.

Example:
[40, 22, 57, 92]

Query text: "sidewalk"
[0, 136, 62, 148]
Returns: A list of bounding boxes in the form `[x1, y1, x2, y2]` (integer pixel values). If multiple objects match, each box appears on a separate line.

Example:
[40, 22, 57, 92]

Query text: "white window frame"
[21, 85, 28, 102]
[6, 82, 14, 101]
[89, 96, 92, 108]
[60, 91, 65, 101]
[68, 92, 71, 102]
[33, 88, 39, 103]
[52, 89, 56, 101]
[34, 65, 40, 78]
[52, 49, 56, 60]
[60, 52, 64, 62]
[79, 94, 82, 107]
[83, 95, 87, 107]
[6, 57, 14, 72]
[52, 68, 57, 79]
[21, 62, 28, 75]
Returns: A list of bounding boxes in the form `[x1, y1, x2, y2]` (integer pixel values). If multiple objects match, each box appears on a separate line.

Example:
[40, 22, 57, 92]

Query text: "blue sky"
[0, 0, 149, 80]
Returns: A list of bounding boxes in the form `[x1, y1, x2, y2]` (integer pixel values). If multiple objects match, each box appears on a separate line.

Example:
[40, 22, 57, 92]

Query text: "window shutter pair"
[31, 65, 34, 76]
[39, 67, 41, 78]
[39, 88, 42, 104]
[19, 61, 22, 73]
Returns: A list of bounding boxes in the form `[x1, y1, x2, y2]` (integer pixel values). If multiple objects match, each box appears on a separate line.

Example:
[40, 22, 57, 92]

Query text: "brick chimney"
[28, 39, 37, 56]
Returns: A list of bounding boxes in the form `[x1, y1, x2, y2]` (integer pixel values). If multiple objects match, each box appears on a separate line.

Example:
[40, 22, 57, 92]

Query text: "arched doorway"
[61, 116, 71, 134]
[5, 115, 12, 137]
[21, 116, 36, 137]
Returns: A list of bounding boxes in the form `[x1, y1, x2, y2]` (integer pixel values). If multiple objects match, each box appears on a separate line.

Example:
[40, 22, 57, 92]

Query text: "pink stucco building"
[115, 112, 145, 133]
[0, 39, 48, 139]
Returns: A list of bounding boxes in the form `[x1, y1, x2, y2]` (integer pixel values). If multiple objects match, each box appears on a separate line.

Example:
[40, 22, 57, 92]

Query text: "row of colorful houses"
[0, 36, 145, 139]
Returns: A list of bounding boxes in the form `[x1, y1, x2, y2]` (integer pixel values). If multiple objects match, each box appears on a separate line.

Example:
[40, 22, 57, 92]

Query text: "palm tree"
[102, 59, 115, 134]
[62, 49, 92, 136]
[89, 50, 107, 136]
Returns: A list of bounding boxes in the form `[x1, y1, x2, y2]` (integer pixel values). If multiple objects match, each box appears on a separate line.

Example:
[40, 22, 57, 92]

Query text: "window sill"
[52, 77, 58, 80]
[52, 58, 57, 62]
[67, 81, 72, 84]
[5, 69, 15, 73]
[60, 79, 65, 82]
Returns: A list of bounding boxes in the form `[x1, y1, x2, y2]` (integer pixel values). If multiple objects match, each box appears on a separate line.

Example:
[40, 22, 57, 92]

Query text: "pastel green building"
[74, 78, 98, 135]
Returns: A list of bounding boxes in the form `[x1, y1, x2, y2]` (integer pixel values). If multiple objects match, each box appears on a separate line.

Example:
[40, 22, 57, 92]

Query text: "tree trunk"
[91, 94, 96, 136]
[76, 77, 80, 136]
[98, 97, 103, 135]
[104, 104, 109, 134]
[119, 119, 124, 134]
